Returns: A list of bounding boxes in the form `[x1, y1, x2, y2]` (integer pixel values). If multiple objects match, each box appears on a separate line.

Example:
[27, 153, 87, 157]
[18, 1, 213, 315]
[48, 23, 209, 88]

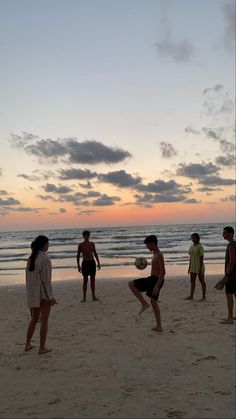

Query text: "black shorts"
[82, 260, 96, 277]
[225, 280, 236, 294]
[133, 276, 164, 300]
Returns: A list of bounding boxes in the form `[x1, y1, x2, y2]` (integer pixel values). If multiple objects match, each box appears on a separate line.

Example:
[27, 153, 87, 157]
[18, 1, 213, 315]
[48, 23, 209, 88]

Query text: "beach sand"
[0, 275, 235, 419]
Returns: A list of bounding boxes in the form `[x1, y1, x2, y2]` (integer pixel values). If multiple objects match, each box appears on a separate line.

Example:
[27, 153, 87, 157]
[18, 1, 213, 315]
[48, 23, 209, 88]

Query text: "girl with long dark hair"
[25, 235, 57, 354]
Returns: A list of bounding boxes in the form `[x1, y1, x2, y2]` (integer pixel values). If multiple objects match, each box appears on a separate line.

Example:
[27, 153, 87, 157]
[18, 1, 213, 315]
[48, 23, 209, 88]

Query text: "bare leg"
[198, 273, 206, 300]
[185, 273, 196, 299]
[220, 293, 234, 324]
[91, 275, 100, 300]
[25, 307, 40, 350]
[128, 281, 150, 314]
[39, 301, 51, 353]
[151, 298, 163, 331]
[81, 276, 88, 302]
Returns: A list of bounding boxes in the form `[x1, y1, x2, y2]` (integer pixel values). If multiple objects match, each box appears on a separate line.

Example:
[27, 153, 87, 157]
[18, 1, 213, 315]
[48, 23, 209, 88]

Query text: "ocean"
[0, 222, 234, 285]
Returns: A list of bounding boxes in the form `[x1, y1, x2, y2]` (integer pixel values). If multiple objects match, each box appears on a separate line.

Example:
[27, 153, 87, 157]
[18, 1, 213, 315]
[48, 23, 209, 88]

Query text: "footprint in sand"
[195, 355, 217, 363]
[167, 408, 186, 418]
[214, 390, 231, 396]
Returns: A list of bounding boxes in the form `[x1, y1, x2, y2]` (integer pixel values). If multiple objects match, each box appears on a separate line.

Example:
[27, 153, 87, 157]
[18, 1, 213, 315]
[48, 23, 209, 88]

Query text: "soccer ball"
[135, 257, 148, 270]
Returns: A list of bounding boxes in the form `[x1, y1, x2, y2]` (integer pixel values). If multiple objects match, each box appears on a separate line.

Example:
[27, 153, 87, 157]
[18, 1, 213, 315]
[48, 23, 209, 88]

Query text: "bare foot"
[39, 347, 53, 355]
[80, 299, 86, 303]
[139, 303, 150, 315]
[184, 296, 193, 300]
[25, 344, 34, 352]
[92, 297, 100, 301]
[152, 326, 163, 332]
[220, 319, 234, 324]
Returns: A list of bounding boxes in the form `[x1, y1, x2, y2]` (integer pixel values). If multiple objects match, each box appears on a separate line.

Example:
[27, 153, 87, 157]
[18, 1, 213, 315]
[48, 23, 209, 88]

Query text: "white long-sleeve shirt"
[26, 251, 53, 308]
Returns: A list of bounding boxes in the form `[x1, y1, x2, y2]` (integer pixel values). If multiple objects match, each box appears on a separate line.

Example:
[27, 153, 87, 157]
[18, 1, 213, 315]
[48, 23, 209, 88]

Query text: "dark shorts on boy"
[225, 279, 236, 294]
[133, 275, 163, 300]
[82, 260, 96, 277]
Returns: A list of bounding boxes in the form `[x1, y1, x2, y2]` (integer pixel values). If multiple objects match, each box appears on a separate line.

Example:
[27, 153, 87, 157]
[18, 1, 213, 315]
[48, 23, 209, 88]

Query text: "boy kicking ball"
[128, 235, 166, 332]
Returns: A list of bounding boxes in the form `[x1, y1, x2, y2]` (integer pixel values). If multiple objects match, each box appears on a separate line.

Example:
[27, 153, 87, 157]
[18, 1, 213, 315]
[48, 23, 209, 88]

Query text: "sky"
[0, 0, 235, 231]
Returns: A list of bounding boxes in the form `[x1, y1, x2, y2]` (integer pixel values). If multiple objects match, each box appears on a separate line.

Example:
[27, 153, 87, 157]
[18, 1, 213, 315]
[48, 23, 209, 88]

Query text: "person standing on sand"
[215, 226, 236, 324]
[77, 230, 101, 302]
[25, 236, 57, 354]
[128, 235, 165, 332]
[185, 233, 206, 301]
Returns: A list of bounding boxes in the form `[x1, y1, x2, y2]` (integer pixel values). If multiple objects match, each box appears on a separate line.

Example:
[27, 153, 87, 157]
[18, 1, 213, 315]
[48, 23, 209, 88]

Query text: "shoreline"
[0, 272, 223, 289]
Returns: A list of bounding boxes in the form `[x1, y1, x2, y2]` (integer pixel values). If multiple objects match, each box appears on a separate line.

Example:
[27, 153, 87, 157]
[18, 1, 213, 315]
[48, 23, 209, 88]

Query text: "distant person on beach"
[185, 233, 206, 300]
[25, 236, 57, 354]
[128, 235, 165, 332]
[77, 230, 101, 302]
[215, 226, 236, 324]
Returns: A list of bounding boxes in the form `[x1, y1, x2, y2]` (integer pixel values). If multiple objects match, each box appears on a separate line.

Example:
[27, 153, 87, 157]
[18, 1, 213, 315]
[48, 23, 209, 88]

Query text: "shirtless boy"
[215, 226, 236, 324]
[128, 234, 166, 331]
[77, 230, 101, 302]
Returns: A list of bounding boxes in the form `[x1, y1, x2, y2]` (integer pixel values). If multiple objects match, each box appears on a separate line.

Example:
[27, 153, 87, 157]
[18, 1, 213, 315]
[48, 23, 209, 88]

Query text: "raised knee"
[128, 281, 134, 289]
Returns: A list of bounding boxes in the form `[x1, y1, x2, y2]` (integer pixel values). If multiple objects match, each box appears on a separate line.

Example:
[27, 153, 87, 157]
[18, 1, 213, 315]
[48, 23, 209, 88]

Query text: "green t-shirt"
[189, 243, 205, 274]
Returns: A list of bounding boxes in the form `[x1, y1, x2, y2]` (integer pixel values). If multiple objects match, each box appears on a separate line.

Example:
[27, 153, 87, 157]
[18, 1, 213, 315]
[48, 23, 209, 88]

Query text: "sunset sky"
[0, 0, 235, 231]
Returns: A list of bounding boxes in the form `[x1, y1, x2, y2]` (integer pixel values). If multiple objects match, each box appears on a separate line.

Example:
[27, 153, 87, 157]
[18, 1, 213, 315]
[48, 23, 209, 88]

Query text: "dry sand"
[0, 275, 235, 419]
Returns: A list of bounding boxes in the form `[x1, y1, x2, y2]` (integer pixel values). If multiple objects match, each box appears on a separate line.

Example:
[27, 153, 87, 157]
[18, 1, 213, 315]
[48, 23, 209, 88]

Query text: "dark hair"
[144, 235, 158, 245]
[223, 226, 234, 235]
[82, 230, 90, 237]
[28, 235, 49, 271]
[191, 233, 200, 243]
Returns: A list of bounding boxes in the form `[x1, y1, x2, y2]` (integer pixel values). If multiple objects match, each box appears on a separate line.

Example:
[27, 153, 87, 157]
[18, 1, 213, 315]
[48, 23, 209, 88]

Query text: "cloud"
[37, 194, 62, 202]
[11, 207, 43, 213]
[59, 208, 66, 213]
[9, 132, 39, 149]
[221, 1, 235, 50]
[79, 181, 93, 189]
[10, 133, 132, 165]
[177, 162, 219, 178]
[135, 192, 189, 205]
[98, 170, 142, 188]
[201, 85, 234, 118]
[77, 209, 97, 215]
[202, 84, 224, 95]
[215, 154, 235, 167]
[221, 195, 235, 202]
[134, 178, 193, 206]
[18, 173, 42, 181]
[92, 194, 121, 206]
[58, 168, 97, 180]
[200, 175, 235, 186]
[0, 190, 8, 196]
[155, 37, 195, 63]
[202, 127, 222, 141]
[219, 139, 235, 153]
[0, 197, 20, 206]
[136, 179, 190, 194]
[0, 168, 2, 176]
[183, 198, 199, 204]
[197, 186, 223, 192]
[184, 126, 200, 135]
[43, 183, 73, 194]
[160, 142, 177, 158]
